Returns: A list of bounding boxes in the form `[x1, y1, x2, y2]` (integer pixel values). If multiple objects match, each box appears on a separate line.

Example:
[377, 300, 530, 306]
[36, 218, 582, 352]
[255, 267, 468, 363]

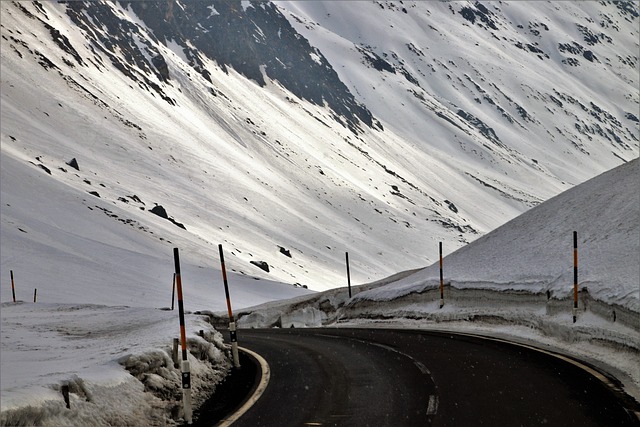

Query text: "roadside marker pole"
[33, 288, 37, 303]
[219, 244, 240, 369]
[171, 273, 176, 311]
[573, 231, 578, 323]
[346, 252, 352, 298]
[439, 242, 444, 308]
[173, 248, 192, 424]
[10, 270, 16, 303]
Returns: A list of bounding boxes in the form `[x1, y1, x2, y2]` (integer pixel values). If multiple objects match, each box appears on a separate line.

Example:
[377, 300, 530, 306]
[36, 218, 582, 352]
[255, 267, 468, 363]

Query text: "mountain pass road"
[222, 328, 638, 426]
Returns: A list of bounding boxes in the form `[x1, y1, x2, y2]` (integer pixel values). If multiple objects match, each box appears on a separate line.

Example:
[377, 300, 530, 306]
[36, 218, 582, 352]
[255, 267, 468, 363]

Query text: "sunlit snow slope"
[1, 1, 638, 298]
[355, 158, 639, 312]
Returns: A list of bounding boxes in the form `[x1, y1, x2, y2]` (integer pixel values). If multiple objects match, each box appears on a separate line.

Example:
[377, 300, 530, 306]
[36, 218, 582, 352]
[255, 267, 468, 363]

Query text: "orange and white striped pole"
[173, 248, 192, 424]
[10, 270, 16, 303]
[572, 231, 578, 323]
[439, 242, 444, 308]
[219, 244, 240, 368]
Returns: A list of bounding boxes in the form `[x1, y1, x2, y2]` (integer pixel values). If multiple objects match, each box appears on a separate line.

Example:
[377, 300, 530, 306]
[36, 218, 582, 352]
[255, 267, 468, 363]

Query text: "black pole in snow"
[439, 242, 444, 308]
[171, 273, 176, 311]
[573, 231, 578, 323]
[346, 252, 352, 298]
[10, 270, 16, 303]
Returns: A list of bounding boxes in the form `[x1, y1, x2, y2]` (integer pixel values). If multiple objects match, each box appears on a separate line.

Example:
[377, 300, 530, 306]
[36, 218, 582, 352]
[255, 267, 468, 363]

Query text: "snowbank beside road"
[0, 303, 229, 426]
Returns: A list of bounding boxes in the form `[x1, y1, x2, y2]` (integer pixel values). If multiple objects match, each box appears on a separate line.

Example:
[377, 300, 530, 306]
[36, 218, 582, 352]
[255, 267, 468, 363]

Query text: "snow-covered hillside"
[354, 157, 639, 311]
[1, 1, 638, 294]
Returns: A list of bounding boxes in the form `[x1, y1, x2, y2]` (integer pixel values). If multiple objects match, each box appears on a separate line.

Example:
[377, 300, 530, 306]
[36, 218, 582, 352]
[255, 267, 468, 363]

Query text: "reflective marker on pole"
[573, 231, 578, 323]
[173, 248, 192, 424]
[10, 270, 16, 303]
[439, 242, 444, 308]
[219, 244, 240, 369]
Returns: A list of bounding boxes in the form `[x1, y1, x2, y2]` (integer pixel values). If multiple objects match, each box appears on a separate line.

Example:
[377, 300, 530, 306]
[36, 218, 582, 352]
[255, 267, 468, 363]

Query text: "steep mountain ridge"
[280, 1, 638, 175]
[1, 1, 638, 294]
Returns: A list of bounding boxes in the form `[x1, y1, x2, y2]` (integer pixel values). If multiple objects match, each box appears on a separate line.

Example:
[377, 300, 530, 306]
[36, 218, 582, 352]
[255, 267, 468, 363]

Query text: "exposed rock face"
[64, 0, 374, 132]
[66, 158, 79, 171]
[150, 205, 186, 230]
[250, 260, 270, 273]
[150, 205, 169, 219]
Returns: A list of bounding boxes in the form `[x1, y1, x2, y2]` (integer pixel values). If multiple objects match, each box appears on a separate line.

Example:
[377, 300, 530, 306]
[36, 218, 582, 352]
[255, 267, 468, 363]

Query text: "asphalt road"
[221, 328, 638, 427]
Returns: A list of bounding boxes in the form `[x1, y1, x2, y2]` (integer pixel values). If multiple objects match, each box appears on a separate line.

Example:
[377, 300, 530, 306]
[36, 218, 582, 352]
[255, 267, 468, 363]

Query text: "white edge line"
[217, 346, 271, 427]
[437, 330, 640, 420]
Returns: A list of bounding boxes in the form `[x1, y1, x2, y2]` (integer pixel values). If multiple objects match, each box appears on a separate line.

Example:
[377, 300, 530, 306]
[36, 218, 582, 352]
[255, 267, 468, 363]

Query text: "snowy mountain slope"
[278, 1, 638, 179]
[232, 159, 639, 326]
[0, 142, 313, 310]
[1, 0, 638, 297]
[353, 157, 639, 312]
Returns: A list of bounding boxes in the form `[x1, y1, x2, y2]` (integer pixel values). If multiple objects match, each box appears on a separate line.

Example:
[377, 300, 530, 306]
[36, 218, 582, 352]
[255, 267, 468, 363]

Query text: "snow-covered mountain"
[1, 0, 638, 297]
[1, 2, 639, 423]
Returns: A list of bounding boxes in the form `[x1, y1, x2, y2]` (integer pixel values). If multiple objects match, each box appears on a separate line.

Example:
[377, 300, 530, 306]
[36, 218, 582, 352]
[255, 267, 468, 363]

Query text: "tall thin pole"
[439, 242, 444, 308]
[173, 248, 192, 424]
[10, 270, 16, 303]
[573, 231, 578, 323]
[171, 273, 176, 311]
[346, 252, 352, 298]
[219, 244, 240, 368]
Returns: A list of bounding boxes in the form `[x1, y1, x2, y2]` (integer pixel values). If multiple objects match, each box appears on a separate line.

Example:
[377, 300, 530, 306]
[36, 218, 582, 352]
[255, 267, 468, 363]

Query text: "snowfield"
[1, 304, 228, 426]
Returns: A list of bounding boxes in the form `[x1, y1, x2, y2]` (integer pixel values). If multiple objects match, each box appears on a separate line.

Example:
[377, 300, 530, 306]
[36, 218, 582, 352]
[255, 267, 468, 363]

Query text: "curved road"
[225, 328, 637, 426]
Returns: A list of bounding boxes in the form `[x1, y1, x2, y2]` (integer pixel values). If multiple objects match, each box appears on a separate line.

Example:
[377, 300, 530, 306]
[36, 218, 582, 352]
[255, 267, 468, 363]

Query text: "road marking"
[316, 333, 434, 376]
[218, 346, 270, 427]
[315, 333, 342, 339]
[313, 333, 442, 418]
[427, 329, 640, 422]
[427, 395, 439, 415]
[367, 341, 433, 376]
